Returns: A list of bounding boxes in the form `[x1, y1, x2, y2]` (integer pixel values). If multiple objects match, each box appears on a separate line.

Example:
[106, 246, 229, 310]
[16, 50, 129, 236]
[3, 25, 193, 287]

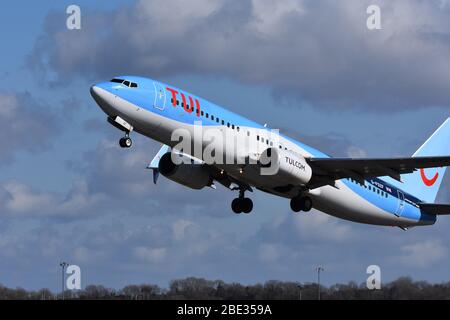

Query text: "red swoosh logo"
[420, 168, 439, 186]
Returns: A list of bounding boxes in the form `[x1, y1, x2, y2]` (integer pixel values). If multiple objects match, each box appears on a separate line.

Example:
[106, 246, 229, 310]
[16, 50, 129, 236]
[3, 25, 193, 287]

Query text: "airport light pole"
[60, 261, 68, 300]
[298, 284, 302, 300]
[316, 266, 324, 300]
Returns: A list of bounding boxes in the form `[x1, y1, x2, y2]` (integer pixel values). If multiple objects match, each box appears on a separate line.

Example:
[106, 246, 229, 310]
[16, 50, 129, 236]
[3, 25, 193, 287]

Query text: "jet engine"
[259, 148, 312, 186]
[158, 152, 212, 189]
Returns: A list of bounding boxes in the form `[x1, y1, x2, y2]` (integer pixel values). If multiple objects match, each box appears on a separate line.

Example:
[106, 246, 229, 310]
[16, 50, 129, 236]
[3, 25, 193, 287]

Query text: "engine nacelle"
[158, 152, 211, 190]
[259, 148, 312, 186]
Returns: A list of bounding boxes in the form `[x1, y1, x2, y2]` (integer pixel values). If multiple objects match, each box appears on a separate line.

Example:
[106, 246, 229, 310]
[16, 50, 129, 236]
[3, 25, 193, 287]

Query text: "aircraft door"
[396, 190, 405, 217]
[153, 82, 166, 110]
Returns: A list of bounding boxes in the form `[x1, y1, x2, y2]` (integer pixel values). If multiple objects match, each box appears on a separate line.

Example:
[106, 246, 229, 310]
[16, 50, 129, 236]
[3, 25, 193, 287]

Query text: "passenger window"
[237, 127, 240, 132]
[216, 118, 219, 123]
[227, 123, 230, 128]
[247, 131, 250, 137]
[177, 100, 180, 106]
[201, 111, 204, 116]
[211, 115, 214, 120]
[270, 141, 273, 146]
[261, 137, 265, 143]
[222, 120, 225, 125]
[257, 135, 260, 141]
[206, 113, 209, 118]
[232, 124, 235, 129]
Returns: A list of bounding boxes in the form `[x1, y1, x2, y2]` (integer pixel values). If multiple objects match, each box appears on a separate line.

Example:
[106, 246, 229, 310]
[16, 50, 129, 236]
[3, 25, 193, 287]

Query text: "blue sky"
[0, 0, 450, 291]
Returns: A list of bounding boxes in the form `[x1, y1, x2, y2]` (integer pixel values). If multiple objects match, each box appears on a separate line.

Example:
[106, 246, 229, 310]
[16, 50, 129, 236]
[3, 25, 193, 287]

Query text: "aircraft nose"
[90, 84, 109, 106]
[90, 85, 101, 100]
[90, 83, 115, 115]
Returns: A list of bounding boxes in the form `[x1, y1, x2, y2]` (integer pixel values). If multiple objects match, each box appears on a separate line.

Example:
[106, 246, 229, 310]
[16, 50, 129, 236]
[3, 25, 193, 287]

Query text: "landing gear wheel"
[290, 197, 302, 213]
[301, 197, 313, 212]
[119, 137, 133, 148]
[290, 196, 313, 213]
[232, 188, 253, 214]
[231, 198, 242, 214]
[242, 198, 253, 214]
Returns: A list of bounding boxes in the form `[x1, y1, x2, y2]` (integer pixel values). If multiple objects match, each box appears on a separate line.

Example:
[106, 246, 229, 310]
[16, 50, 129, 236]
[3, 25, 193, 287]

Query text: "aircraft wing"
[418, 203, 450, 215]
[306, 156, 450, 189]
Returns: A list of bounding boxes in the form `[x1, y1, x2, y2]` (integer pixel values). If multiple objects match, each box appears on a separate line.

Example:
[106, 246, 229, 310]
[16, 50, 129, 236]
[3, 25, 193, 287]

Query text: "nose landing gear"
[119, 134, 133, 148]
[107, 116, 134, 149]
[231, 189, 253, 214]
[290, 196, 313, 213]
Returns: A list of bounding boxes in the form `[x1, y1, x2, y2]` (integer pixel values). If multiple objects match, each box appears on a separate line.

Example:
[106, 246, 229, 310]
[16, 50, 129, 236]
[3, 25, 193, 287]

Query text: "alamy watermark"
[66, 5, 81, 30]
[367, 5, 381, 30]
[169, 123, 290, 176]
[61, 263, 81, 291]
[366, 265, 381, 290]
[66, 264, 81, 290]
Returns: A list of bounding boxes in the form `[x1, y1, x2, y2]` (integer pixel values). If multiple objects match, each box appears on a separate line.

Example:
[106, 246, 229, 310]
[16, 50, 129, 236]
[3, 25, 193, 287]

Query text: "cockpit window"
[110, 78, 138, 88]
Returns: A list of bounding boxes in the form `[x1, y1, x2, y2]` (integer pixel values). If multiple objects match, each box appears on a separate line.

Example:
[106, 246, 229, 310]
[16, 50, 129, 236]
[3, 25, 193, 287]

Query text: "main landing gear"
[119, 133, 133, 148]
[290, 196, 313, 213]
[231, 189, 253, 214]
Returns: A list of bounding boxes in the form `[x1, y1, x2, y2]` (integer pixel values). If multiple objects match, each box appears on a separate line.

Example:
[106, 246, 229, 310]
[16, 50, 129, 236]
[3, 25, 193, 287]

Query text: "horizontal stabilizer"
[419, 203, 450, 215]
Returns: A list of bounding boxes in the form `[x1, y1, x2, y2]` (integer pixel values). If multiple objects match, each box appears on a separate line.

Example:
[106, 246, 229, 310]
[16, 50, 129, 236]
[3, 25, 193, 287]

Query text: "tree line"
[1, 276, 450, 300]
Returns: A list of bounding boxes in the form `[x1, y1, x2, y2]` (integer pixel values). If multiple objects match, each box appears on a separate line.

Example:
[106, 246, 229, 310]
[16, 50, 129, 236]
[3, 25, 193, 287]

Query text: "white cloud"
[0, 180, 105, 217]
[29, 0, 450, 109]
[133, 246, 167, 263]
[73, 245, 110, 264]
[0, 92, 58, 164]
[172, 219, 195, 241]
[292, 211, 355, 242]
[250, 0, 305, 36]
[258, 243, 282, 263]
[398, 240, 448, 268]
[347, 146, 367, 158]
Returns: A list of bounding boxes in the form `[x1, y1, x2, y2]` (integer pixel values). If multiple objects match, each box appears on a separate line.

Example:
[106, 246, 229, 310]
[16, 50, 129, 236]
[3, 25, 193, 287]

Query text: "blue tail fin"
[400, 118, 450, 203]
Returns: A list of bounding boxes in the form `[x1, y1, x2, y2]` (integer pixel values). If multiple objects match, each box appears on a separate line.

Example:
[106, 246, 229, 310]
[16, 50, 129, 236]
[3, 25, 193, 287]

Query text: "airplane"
[90, 76, 450, 229]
